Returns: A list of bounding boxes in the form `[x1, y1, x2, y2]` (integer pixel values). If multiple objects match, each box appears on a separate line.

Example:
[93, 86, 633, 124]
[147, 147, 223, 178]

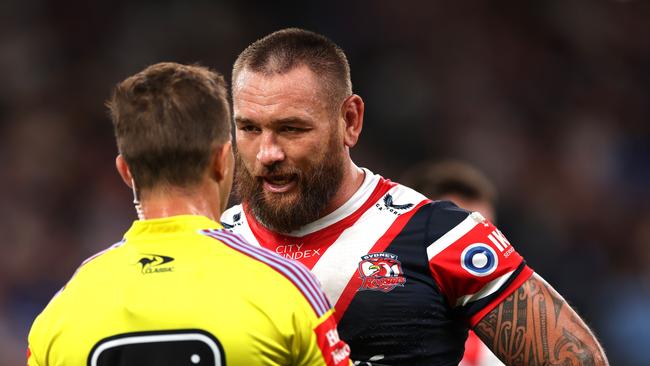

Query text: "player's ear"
[341, 94, 364, 148]
[115, 154, 134, 189]
[211, 141, 233, 182]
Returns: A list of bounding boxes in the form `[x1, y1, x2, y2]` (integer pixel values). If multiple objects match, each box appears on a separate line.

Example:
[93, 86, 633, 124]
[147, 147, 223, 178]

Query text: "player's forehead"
[233, 64, 321, 93]
[233, 66, 329, 121]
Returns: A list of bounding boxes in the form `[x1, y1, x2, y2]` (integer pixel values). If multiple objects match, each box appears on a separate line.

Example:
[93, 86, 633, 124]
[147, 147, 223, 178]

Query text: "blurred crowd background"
[1, 0, 649, 364]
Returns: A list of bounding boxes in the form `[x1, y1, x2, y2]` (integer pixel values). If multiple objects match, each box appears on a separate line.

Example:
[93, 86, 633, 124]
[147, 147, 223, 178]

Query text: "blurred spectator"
[401, 160, 498, 222]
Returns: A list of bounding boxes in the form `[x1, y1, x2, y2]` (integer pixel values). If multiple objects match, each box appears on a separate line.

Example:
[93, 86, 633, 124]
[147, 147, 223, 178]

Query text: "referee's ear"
[115, 154, 134, 189]
[210, 141, 233, 182]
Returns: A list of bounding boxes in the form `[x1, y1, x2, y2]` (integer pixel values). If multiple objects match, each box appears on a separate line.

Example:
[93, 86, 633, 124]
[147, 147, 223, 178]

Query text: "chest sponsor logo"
[137, 254, 174, 274]
[357, 252, 406, 292]
[375, 193, 414, 216]
[274, 243, 322, 260]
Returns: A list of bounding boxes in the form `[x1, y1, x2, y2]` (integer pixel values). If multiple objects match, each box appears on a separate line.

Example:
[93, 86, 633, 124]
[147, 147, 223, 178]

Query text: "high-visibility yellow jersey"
[27, 215, 350, 366]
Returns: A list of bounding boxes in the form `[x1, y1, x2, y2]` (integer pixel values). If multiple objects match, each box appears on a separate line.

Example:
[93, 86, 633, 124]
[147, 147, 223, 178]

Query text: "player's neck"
[318, 161, 365, 217]
[137, 183, 222, 222]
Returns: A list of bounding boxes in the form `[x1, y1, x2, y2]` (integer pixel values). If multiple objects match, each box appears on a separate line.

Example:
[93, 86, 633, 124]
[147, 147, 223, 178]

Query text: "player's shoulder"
[381, 178, 429, 207]
[389, 176, 469, 222]
[363, 177, 431, 221]
[425, 199, 473, 228]
[220, 204, 245, 230]
[391, 177, 471, 240]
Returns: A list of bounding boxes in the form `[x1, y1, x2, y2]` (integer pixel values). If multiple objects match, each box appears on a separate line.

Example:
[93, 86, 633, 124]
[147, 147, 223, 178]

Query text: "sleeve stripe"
[426, 213, 481, 260]
[80, 240, 126, 267]
[70, 240, 125, 280]
[454, 269, 515, 307]
[202, 229, 331, 317]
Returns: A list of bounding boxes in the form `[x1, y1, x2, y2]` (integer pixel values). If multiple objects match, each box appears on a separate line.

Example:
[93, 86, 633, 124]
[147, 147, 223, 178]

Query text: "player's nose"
[256, 132, 285, 166]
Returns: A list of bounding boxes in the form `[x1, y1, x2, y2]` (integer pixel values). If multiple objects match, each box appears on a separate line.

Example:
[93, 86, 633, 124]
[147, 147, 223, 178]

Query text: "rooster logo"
[358, 252, 406, 292]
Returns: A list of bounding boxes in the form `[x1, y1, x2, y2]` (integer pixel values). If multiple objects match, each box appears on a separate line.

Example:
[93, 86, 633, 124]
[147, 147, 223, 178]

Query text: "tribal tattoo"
[474, 273, 608, 366]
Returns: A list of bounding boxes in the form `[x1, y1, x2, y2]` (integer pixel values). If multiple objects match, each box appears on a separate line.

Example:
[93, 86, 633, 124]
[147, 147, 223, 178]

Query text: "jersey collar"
[124, 215, 222, 239]
[286, 167, 379, 236]
[244, 167, 385, 238]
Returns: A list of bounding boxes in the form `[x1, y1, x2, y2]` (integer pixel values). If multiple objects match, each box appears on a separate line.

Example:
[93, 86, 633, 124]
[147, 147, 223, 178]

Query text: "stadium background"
[1, 0, 649, 364]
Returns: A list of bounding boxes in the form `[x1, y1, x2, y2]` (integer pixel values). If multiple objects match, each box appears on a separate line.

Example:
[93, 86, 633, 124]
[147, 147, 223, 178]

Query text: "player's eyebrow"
[271, 117, 313, 126]
[234, 116, 255, 126]
[234, 116, 314, 126]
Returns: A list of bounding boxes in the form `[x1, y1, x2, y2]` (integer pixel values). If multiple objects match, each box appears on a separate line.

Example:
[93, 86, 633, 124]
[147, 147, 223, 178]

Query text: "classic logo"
[375, 193, 414, 216]
[358, 252, 406, 292]
[137, 254, 174, 274]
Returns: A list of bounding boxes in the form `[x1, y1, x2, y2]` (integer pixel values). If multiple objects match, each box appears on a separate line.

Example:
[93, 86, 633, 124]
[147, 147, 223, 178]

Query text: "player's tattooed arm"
[473, 273, 608, 366]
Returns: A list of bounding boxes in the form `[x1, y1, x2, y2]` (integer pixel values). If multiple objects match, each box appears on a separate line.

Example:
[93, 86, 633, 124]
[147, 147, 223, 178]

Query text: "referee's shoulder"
[202, 229, 331, 317]
[71, 239, 127, 275]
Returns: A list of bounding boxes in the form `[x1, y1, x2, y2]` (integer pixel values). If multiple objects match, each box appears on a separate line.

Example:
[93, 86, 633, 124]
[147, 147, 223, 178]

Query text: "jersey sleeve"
[426, 201, 534, 327]
[27, 319, 44, 366]
[291, 270, 351, 366]
[294, 309, 352, 366]
[27, 346, 39, 366]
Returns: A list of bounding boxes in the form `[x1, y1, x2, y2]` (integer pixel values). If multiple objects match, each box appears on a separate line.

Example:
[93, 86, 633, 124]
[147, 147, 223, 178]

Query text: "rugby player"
[222, 28, 609, 365]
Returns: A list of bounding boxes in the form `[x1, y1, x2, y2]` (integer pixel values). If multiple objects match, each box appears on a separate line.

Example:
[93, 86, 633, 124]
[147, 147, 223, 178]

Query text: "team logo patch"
[358, 252, 406, 292]
[460, 244, 498, 277]
[137, 254, 175, 274]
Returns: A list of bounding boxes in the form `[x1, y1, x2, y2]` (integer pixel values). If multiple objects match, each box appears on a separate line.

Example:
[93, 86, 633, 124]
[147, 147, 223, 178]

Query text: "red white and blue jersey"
[221, 169, 533, 365]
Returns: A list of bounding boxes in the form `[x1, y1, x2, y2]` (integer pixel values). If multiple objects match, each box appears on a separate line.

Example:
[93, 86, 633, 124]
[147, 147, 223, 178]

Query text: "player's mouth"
[261, 174, 298, 193]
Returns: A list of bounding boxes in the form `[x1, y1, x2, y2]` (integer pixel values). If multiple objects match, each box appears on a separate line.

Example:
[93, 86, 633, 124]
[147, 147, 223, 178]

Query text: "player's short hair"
[233, 28, 352, 112]
[107, 62, 231, 190]
[401, 160, 497, 204]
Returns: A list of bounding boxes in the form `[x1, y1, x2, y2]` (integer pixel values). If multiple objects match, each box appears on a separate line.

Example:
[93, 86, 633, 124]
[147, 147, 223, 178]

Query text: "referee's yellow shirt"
[27, 215, 351, 366]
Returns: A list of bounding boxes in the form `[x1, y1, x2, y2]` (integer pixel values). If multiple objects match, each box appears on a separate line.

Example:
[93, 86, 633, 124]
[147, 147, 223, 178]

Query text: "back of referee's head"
[107, 62, 231, 192]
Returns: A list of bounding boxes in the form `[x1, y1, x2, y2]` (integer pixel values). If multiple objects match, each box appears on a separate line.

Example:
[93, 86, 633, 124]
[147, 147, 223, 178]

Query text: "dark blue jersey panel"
[339, 201, 472, 365]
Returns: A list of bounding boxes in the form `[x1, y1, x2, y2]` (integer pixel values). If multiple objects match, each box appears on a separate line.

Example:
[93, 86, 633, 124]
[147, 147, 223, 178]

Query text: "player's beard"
[234, 137, 344, 234]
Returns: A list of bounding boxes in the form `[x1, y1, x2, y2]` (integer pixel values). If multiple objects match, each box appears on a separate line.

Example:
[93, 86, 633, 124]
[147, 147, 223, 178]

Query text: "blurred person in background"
[27, 62, 350, 366]
[222, 27, 608, 365]
[401, 160, 502, 366]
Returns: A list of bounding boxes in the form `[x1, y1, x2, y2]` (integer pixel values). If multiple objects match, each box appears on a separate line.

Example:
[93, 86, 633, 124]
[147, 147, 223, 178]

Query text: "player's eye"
[238, 124, 261, 133]
[280, 126, 307, 133]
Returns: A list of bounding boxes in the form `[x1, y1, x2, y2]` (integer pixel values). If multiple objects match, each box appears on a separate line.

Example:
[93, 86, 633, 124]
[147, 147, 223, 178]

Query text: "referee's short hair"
[107, 62, 230, 190]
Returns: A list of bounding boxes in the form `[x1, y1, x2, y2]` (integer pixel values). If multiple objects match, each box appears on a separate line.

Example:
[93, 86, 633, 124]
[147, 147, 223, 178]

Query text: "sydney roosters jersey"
[221, 169, 533, 365]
